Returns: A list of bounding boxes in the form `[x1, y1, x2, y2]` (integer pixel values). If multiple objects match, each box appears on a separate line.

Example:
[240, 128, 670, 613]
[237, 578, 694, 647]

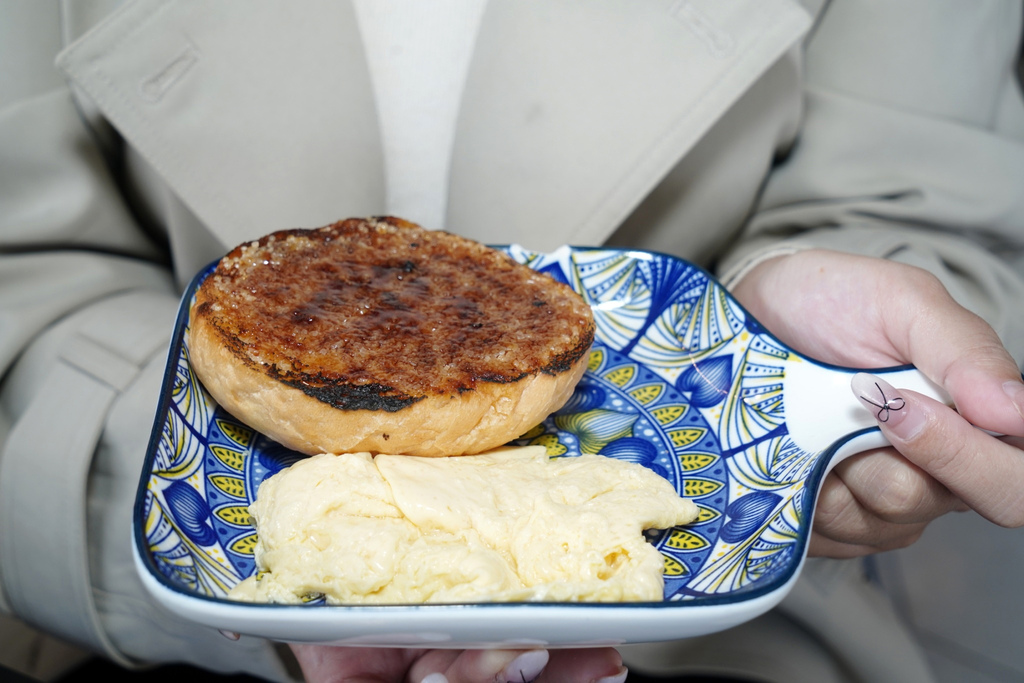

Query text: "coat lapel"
[447, 0, 810, 250]
[56, 0, 809, 253]
[56, 0, 385, 250]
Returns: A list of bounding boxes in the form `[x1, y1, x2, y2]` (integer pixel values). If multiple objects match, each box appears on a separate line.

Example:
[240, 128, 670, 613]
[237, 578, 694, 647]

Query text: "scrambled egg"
[229, 446, 697, 604]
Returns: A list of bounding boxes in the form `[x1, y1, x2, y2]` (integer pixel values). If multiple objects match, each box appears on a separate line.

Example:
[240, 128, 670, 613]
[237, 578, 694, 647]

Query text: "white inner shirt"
[352, 0, 488, 231]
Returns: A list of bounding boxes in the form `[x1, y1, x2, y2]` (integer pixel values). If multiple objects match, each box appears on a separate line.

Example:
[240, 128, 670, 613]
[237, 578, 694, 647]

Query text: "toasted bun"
[187, 217, 594, 456]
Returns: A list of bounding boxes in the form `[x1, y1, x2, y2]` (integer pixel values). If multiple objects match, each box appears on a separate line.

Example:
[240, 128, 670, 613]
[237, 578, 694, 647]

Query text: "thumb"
[890, 280, 1024, 436]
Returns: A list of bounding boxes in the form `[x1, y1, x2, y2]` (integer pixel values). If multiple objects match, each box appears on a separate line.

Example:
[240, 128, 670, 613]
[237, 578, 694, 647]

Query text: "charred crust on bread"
[280, 378, 422, 412]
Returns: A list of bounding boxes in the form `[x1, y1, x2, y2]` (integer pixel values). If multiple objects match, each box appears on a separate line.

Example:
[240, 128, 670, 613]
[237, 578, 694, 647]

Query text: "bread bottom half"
[187, 314, 588, 457]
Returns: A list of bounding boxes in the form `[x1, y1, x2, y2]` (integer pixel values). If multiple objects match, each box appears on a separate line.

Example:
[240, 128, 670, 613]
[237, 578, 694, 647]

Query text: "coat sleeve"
[717, 0, 1024, 364]
[0, 7, 295, 681]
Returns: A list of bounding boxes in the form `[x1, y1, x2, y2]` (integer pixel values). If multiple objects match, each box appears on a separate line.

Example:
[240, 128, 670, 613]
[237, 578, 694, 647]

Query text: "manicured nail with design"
[500, 650, 549, 683]
[851, 373, 924, 440]
[593, 667, 629, 683]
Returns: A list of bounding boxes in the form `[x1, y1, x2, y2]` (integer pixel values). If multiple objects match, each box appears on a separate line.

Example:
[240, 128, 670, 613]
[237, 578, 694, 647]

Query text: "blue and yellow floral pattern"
[140, 247, 821, 603]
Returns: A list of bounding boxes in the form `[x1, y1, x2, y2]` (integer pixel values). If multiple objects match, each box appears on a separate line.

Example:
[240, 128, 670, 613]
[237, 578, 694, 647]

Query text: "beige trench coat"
[1, 0, 1022, 680]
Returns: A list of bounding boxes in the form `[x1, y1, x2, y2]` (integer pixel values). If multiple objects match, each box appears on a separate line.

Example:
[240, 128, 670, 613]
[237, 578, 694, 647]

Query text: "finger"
[809, 469, 929, 557]
[853, 373, 1024, 527]
[405, 651, 462, 683]
[289, 644, 424, 683]
[882, 270, 1024, 437]
[410, 647, 626, 683]
[537, 648, 627, 683]
[408, 649, 550, 683]
[943, 354, 1024, 437]
[808, 532, 921, 559]
[831, 449, 964, 525]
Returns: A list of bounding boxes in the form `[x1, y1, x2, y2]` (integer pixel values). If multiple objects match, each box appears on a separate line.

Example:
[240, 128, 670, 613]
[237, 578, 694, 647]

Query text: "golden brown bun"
[187, 217, 594, 456]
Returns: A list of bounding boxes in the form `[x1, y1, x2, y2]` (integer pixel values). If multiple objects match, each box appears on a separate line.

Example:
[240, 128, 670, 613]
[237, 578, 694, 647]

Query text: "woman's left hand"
[288, 643, 627, 683]
[732, 249, 1024, 557]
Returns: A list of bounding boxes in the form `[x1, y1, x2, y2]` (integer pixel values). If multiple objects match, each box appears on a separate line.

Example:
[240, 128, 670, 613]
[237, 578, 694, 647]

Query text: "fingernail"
[500, 650, 549, 683]
[1002, 380, 1024, 424]
[421, 675, 449, 683]
[593, 667, 629, 683]
[851, 373, 924, 439]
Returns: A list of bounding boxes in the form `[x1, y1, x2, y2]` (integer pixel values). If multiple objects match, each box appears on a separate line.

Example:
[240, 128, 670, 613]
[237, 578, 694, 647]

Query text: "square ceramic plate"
[134, 245, 922, 647]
